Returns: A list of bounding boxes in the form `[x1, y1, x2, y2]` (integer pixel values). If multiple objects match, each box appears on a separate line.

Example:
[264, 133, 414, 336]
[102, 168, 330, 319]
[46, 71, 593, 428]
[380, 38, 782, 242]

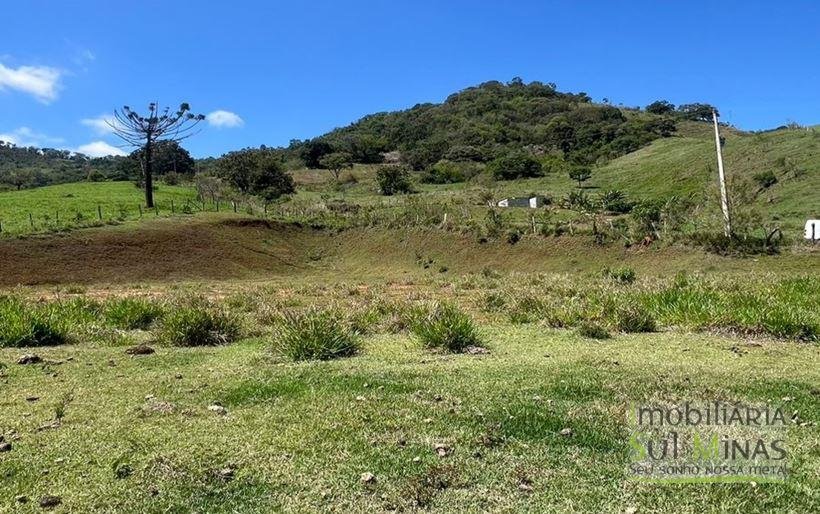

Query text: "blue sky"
[1, 1, 818, 158]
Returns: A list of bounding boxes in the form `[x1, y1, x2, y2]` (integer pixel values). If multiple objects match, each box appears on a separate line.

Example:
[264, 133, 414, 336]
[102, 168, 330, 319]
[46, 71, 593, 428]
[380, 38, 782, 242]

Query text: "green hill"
[596, 122, 820, 231]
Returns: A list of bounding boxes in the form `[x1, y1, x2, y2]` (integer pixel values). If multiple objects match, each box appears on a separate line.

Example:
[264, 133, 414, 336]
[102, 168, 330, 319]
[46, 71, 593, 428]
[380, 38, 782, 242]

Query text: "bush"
[577, 322, 611, 340]
[0, 297, 70, 347]
[753, 170, 777, 189]
[159, 306, 240, 346]
[376, 165, 414, 195]
[489, 150, 542, 180]
[613, 303, 656, 333]
[421, 160, 467, 184]
[411, 303, 483, 352]
[273, 309, 359, 361]
[104, 298, 164, 330]
[598, 189, 633, 214]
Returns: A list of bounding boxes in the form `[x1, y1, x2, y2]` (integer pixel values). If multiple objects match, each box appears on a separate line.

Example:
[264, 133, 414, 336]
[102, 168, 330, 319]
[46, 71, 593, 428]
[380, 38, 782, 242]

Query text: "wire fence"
[0, 197, 276, 237]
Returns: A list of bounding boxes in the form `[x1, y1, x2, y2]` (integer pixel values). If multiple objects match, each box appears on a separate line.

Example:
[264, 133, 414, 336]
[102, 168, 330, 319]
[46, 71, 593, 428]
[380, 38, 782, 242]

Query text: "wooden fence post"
[171, 200, 175, 214]
[97, 205, 102, 220]
[138, 205, 143, 218]
[29, 212, 34, 228]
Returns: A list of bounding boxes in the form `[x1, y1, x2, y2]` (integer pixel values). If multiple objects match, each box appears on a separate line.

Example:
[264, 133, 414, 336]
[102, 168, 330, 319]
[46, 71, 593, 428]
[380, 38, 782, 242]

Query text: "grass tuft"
[272, 309, 360, 361]
[412, 302, 483, 353]
[612, 302, 657, 333]
[159, 305, 241, 347]
[104, 297, 164, 330]
[577, 322, 612, 340]
[0, 297, 71, 347]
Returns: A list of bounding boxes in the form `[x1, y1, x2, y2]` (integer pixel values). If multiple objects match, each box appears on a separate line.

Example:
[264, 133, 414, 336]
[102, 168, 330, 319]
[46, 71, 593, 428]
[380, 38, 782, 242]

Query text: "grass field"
[0, 182, 197, 236]
[0, 274, 818, 512]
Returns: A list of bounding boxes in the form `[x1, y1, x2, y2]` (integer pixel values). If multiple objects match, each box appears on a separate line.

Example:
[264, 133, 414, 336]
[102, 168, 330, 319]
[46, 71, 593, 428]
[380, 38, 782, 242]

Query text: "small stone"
[174, 374, 183, 380]
[518, 482, 533, 492]
[423, 418, 433, 424]
[559, 427, 573, 437]
[412, 456, 421, 463]
[215, 467, 235, 481]
[39, 495, 62, 509]
[145, 394, 155, 401]
[625, 507, 638, 514]
[17, 354, 42, 365]
[434, 443, 452, 457]
[434, 394, 443, 402]
[360, 472, 377, 485]
[355, 395, 366, 402]
[0, 442, 12, 452]
[114, 464, 133, 479]
[54, 458, 65, 464]
[126, 344, 155, 356]
[207, 404, 228, 416]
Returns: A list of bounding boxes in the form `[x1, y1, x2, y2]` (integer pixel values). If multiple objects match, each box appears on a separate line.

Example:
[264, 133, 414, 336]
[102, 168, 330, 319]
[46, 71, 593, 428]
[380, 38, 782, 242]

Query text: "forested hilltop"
[290, 79, 715, 172]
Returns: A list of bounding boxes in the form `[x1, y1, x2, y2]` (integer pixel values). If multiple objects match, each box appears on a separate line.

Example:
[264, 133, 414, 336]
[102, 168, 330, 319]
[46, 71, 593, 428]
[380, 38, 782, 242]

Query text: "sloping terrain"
[1, 215, 817, 287]
[596, 122, 820, 229]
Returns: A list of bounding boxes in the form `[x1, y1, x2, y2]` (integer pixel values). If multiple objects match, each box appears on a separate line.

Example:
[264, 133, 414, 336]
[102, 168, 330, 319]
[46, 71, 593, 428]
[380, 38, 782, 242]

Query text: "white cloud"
[0, 127, 64, 147]
[74, 141, 126, 157]
[0, 63, 62, 103]
[81, 114, 121, 135]
[207, 110, 244, 128]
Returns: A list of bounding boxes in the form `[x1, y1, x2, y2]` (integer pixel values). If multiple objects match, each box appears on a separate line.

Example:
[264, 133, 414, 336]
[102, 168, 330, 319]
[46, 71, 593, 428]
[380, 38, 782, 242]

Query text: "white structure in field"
[496, 197, 545, 208]
[805, 219, 820, 241]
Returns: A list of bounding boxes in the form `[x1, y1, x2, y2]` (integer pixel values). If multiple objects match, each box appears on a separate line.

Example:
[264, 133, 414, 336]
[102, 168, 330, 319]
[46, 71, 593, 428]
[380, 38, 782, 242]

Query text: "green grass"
[0, 181, 198, 235]
[596, 123, 820, 232]
[272, 308, 360, 361]
[1, 324, 818, 512]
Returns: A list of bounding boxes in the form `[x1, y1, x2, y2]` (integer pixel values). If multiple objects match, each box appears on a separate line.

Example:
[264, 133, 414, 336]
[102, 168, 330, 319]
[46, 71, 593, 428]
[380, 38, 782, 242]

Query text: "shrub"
[577, 322, 611, 340]
[598, 189, 634, 214]
[489, 150, 542, 180]
[421, 160, 467, 184]
[273, 309, 360, 361]
[0, 297, 70, 347]
[376, 165, 414, 195]
[104, 298, 164, 330]
[753, 170, 777, 189]
[159, 306, 240, 346]
[603, 266, 636, 284]
[412, 303, 483, 353]
[613, 303, 657, 333]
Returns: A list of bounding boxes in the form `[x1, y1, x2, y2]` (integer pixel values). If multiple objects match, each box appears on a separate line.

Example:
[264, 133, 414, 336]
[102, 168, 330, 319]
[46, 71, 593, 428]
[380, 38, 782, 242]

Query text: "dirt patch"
[0, 217, 319, 286]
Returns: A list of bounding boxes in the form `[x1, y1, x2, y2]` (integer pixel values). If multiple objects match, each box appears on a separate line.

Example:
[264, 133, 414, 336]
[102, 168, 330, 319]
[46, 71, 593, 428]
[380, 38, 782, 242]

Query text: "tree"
[319, 152, 353, 180]
[108, 102, 205, 207]
[299, 139, 334, 169]
[488, 150, 542, 180]
[376, 165, 413, 195]
[677, 103, 718, 122]
[645, 100, 675, 115]
[216, 148, 295, 201]
[129, 140, 195, 178]
[568, 166, 592, 188]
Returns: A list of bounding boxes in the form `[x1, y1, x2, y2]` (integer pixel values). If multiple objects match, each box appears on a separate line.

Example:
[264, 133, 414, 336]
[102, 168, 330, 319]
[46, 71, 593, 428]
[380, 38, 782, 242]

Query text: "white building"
[805, 219, 820, 241]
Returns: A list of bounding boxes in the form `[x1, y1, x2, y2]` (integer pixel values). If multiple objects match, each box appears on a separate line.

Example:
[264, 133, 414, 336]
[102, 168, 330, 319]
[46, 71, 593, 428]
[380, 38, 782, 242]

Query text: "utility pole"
[712, 109, 732, 237]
